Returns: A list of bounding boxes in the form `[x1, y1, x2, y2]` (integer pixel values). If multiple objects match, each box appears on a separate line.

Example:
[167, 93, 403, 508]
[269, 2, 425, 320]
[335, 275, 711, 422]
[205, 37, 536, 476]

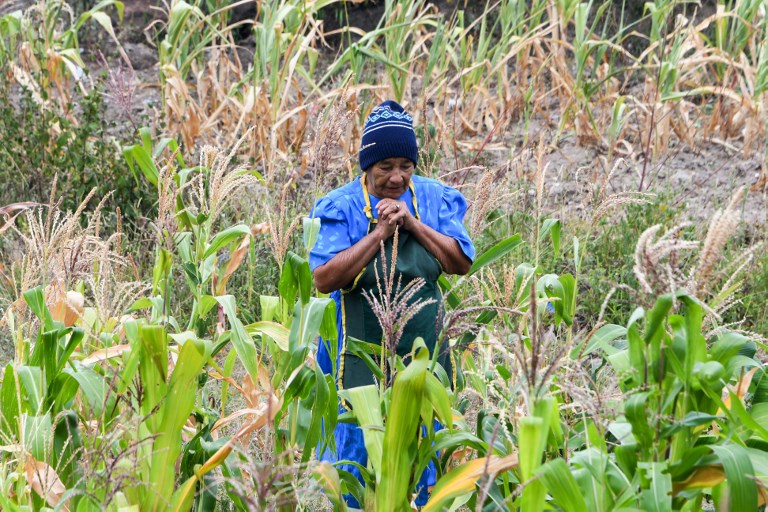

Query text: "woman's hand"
[377, 198, 471, 275]
[375, 199, 412, 230]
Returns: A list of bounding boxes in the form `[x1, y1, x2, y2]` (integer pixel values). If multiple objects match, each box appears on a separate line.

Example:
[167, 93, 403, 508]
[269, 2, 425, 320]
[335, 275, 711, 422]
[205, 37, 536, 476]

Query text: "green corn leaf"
[626, 323, 646, 384]
[572, 323, 627, 358]
[259, 295, 280, 322]
[138, 324, 168, 432]
[540, 218, 561, 256]
[538, 459, 588, 512]
[49, 372, 80, 413]
[625, 392, 653, 450]
[294, 298, 334, 352]
[644, 294, 674, 346]
[23, 287, 53, 331]
[30, 329, 61, 390]
[433, 430, 488, 457]
[197, 294, 218, 318]
[246, 321, 290, 352]
[117, 321, 142, 395]
[123, 144, 158, 186]
[17, 365, 44, 414]
[24, 413, 52, 462]
[303, 216, 321, 252]
[52, 410, 82, 487]
[639, 462, 672, 512]
[378, 341, 430, 511]
[711, 444, 758, 511]
[58, 328, 84, 373]
[216, 295, 259, 383]
[425, 372, 453, 430]
[203, 224, 250, 260]
[679, 295, 706, 380]
[376, 338, 429, 511]
[520, 416, 546, 512]
[300, 364, 330, 463]
[343, 385, 384, 475]
[145, 337, 208, 512]
[438, 275, 461, 309]
[345, 336, 386, 382]
[279, 252, 313, 308]
[558, 273, 576, 326]
[61, 365, 109, 418]
[469, 234, 524, 275]
[724, 388, 768, 442]
[1, 364, 20, 438]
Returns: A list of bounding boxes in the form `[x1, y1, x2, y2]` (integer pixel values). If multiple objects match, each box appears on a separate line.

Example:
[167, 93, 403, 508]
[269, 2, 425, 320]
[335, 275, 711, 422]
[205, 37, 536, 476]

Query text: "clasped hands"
[374, 199, 414, 237]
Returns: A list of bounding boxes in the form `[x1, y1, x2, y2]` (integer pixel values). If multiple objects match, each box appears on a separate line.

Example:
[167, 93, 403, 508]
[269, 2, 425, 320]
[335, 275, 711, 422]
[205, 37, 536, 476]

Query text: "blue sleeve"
[439, 186, 476, 262]
[309, 196, 351, 271]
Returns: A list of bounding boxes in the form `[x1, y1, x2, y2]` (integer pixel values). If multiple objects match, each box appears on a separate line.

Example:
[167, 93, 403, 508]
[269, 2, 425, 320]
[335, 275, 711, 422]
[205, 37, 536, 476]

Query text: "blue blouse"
[309, 174, 475, 271]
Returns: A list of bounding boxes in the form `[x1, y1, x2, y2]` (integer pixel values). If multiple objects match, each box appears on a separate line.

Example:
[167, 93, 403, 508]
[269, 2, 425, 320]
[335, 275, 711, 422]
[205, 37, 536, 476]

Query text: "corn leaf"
[425, 371, 453, 430]
[138, 324, 168, 436]
[61, 365, 108, 418]
[423, 454, 519, 512]
[203, 224, 250, 260]
[343, 385, 384, 475]
[469, 234, 523, 275]
[145, 337, 208, 511]
[246, 321, 290, 352]
[711, 444, 758, 511]
[24, 413, 52, 462]
[216, 295, 259, 383]
[378, 342, 429, 511]
[639, 462, 672, 512]
[538, 459, 588, 512]
[519, 416, 546, 512]
[1, 364, 19, 438]
[23, 286, 53, 331]
[17, 365, 44, 414]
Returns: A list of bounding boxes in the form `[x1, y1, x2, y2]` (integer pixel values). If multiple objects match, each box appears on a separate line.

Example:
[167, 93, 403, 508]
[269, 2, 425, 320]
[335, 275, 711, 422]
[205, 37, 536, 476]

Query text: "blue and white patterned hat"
[359, 100, 419, 171]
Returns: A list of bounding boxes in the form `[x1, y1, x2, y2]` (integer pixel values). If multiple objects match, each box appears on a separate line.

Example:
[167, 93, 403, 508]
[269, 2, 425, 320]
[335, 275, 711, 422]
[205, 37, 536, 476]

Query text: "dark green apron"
[338, 176, 450, 393]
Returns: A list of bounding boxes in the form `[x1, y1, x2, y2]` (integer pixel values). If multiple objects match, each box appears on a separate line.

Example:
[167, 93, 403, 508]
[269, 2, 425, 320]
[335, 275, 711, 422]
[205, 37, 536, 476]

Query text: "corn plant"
[334, 337, 519, 511]
[0, 0, 125, 114]
[546, 293, 768, 511]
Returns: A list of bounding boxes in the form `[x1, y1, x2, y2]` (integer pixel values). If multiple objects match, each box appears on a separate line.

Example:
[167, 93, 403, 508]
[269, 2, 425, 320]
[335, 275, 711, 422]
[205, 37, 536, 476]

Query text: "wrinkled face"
[366, 157, 414, 199]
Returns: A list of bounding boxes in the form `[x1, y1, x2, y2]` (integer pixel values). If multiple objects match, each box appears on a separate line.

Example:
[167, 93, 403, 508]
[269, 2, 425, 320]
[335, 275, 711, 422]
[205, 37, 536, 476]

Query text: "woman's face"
[366, 157, 414, 199]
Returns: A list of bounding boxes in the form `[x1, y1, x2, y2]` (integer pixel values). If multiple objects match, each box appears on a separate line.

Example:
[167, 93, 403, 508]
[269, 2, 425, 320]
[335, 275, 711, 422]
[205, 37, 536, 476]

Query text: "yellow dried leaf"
[81, 344, 131, 365]
[423, 454, 519, 512]
[313, 461, 342, 497]
[673, 466, 725, 494]
[720, 367, 758, 413]
[214, 235, 251, 296]
[51, 291, 84, 327]
[25, 457, 68, 511]
[251, 222, 269, 236]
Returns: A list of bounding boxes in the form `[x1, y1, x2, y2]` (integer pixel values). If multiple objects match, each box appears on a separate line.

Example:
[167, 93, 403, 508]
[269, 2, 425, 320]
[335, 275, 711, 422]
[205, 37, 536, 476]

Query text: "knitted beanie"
[359, 100, 419, 172]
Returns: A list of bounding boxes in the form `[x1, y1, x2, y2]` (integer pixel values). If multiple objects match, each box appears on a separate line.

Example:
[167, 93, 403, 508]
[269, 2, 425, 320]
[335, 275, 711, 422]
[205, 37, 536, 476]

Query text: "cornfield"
[0, 0, 767, 510]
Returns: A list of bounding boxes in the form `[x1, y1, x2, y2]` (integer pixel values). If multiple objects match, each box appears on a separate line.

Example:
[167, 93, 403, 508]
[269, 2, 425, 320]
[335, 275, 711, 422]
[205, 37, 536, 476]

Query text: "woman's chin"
[383, 188, 406, 198]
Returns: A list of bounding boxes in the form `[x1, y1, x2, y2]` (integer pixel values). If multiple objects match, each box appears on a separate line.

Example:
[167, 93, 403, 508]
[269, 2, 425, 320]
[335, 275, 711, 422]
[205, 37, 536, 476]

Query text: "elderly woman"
[309, 100, 475, 507]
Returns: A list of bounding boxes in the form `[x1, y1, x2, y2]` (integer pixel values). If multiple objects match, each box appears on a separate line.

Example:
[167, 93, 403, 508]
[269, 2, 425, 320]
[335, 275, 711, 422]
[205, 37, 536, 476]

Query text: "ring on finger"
[395, 203, 400, 210]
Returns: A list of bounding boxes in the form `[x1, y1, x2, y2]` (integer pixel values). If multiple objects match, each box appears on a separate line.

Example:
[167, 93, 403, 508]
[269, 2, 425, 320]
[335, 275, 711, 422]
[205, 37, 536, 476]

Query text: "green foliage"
[0, 83, 150, 229]
[538, 294, 768, 511]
